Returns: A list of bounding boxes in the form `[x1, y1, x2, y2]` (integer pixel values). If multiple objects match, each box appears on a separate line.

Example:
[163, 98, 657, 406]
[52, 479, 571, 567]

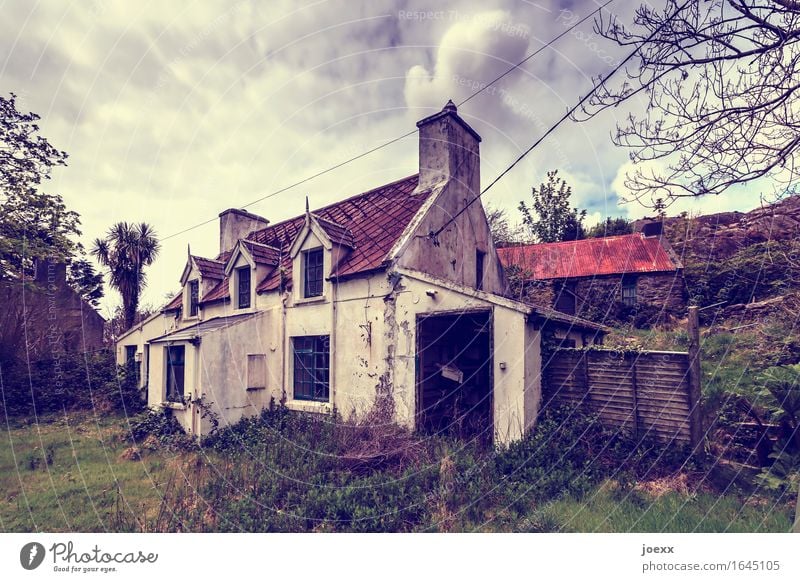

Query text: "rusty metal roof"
[497, 233, 679, 280]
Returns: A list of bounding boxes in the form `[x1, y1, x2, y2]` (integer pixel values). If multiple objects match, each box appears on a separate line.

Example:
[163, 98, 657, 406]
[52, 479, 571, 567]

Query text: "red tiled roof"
[313, 214, 356, 248]
[497, 233, 679, 281]
[192, 255, 225, 279]
[251, 174, 424, 292]
[201, 278, 230, 304]
[240, 240, 280, 266]
[168, 175, 424, 305]
[164, 293, 182, 311]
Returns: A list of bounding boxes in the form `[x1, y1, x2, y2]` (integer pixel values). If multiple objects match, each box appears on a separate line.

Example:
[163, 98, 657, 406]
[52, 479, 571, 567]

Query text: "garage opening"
[416, 310, 493, 444]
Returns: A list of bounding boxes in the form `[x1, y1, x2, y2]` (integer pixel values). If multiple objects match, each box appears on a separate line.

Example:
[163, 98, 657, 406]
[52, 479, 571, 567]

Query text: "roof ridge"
[241, 239, 281, 251]
[191, 255, 224, 264]
[501, 232, 644, 251]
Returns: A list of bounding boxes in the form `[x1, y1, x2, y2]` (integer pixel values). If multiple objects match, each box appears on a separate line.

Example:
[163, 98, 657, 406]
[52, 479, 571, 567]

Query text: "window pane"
[166, 345, 185, 402]
[292, 335, 330, 401]
[238, 267, 251, 308]
[304, 249, 323, 298]
[189, 280, 199, 316]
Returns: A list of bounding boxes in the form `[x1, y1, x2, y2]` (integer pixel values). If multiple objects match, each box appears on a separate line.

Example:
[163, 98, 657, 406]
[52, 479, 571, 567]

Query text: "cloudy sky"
[2, 0, 768, 314]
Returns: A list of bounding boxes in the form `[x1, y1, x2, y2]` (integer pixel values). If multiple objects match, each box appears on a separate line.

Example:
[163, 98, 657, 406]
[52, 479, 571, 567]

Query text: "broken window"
[303, 248, 324, 298]
[237, 266, 251, 309]
[292, 335, 330, 401]
[166, 345, 185, 402]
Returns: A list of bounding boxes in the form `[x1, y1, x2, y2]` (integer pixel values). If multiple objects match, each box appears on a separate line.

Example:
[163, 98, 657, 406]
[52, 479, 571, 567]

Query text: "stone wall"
[513, 271, 687, 327]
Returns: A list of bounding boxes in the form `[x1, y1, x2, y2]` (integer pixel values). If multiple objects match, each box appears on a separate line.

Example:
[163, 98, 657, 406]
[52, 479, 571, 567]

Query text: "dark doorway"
[416, 310, 493, 444]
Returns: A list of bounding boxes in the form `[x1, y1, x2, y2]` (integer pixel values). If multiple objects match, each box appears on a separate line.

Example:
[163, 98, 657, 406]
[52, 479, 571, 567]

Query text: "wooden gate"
[542, 348, 699, 444]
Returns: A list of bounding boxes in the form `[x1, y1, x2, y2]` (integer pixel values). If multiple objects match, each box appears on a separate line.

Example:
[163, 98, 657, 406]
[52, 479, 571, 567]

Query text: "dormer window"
[303, 248, 324, 298]
[237, 266, 251, 308]
[188, 280, 199, 316]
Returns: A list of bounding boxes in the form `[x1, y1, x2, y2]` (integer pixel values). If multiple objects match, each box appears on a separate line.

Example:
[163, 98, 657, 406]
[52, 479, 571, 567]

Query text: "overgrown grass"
[1, 405, 794, 533]
[539, 480, 794, 533]
[0, 411, 173, 532]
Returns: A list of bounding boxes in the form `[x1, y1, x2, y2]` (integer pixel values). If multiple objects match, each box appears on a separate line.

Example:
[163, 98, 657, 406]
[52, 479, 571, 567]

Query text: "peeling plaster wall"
[397, 182, 506, 295]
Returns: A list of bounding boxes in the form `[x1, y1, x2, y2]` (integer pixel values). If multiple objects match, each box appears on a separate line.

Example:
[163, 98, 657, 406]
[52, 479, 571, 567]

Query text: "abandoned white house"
[116, 101, 606, 444]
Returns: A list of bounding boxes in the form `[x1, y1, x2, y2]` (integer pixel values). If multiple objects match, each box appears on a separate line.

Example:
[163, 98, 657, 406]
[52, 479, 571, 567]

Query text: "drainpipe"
[330, 274, 337, 413]
[281, 290, 288, 405]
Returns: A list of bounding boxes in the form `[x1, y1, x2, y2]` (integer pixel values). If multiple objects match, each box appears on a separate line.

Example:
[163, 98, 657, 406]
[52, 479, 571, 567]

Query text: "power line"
[160, 0, 617, 242]
[429, 0, 692, 241]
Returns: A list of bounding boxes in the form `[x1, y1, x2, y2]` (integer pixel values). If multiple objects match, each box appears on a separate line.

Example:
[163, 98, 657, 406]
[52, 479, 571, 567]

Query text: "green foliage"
[91, 222, 160, 330]
[755, 365, 800, 491]
[0, 93, 76, 280]
[686, 240, 800, 309]
[130, 408, 186, 444]
[67, 257, 104, 307]
[119, 403, 701, 532]
[586, 216, 634, 238]
[519, 170, 587, 243]
[0, 350, 143, 417]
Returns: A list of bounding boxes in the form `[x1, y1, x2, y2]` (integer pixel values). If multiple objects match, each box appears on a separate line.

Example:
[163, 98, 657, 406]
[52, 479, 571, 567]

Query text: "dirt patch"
[634, 472, 692, 497]
[119, 447, 141, 461]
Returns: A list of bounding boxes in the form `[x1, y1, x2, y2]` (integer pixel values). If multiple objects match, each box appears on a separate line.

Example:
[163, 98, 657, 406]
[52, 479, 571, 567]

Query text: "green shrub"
[0, 350, 143, 417]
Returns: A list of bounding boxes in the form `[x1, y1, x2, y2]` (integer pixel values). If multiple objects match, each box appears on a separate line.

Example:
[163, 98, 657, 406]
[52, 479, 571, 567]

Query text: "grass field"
[1, 411, 794, 533]
[0, 412, 172, 532]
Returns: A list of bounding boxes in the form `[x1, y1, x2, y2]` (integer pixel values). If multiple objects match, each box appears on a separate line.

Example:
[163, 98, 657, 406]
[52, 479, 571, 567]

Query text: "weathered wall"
[390, 271, 541, 444]
[196, 311, 276, 432]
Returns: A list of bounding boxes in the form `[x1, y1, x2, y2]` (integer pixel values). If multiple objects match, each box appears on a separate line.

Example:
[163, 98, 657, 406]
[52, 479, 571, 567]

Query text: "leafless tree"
[584, 0, 800, 207]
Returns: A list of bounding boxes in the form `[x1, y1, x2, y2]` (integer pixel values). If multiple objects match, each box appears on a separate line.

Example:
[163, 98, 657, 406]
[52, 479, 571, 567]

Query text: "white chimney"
[219, 208, 269, 253]
[414, 100, 481, 195]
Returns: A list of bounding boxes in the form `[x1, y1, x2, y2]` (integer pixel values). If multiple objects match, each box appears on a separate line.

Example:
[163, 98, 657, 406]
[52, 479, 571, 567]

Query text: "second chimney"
[414, 100, 481, 195]
[219, 208, 269, 254]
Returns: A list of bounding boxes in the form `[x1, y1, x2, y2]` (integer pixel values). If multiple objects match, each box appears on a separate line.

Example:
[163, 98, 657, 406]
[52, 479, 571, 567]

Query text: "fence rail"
[542, 348, 697, 443]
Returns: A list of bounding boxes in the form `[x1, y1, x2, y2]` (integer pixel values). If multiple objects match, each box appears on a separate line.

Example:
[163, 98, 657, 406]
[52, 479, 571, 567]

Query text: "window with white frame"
[188, 279, 199, 316]
[303, 248, 324, 298]
[237, 266, 251, 309]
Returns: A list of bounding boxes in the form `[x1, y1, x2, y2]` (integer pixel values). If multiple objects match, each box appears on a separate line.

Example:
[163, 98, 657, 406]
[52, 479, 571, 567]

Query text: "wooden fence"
[542, 348, 699, 444]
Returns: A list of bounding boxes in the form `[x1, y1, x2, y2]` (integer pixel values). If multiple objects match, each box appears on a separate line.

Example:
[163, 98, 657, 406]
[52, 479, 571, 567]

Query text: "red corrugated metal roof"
[497, 233, 678, 280]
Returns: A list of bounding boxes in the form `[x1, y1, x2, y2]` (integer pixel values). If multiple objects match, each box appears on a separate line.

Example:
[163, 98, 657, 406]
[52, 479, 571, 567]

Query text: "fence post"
[687, 306, 704, 450]
[629, 353, 640, 439]
[794, 482, 800, 533]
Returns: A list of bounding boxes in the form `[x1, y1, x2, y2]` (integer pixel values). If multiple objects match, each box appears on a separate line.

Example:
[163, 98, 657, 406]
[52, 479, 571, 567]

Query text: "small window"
[247, 354, 267, 390]
[237, 266, 251, 309]
[165, 345, 185, 402]
[189, 280, 200, 316]
[292, 335, 330, 401]
[303, 248, 324, 298]
[476, 250, 485, 291]
[555, 282, 576, 315]
[621, 277, 637, 306]
[125, 345, 140, 385]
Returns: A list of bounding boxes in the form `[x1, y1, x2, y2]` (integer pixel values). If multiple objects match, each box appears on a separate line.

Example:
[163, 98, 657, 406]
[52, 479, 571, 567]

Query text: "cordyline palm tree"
[91, 222, 160, 331]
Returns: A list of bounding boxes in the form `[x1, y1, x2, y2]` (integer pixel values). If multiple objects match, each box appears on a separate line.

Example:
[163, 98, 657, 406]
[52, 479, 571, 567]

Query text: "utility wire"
[428, 0, 692, 241]
[160, 0, 617, 242]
